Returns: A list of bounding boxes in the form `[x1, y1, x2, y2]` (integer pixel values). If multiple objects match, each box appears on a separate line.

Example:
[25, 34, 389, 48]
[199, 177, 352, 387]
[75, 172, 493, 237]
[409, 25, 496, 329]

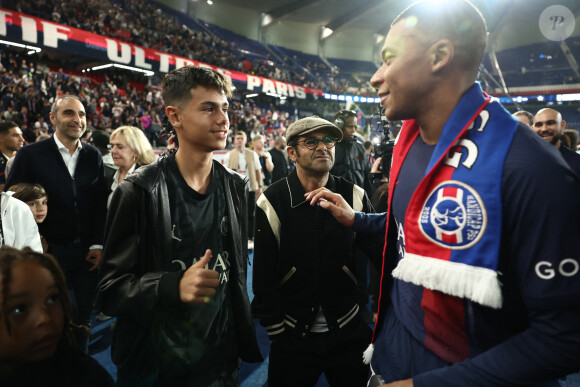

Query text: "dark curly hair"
[0, 246, 86, 347]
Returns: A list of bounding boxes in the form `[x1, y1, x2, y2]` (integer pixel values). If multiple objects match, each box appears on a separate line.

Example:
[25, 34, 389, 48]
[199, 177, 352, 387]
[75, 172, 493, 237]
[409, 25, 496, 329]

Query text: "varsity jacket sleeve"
[412, 129, 580, 386]
[98, 181, 181, 320]
[251, 198, 286, 339]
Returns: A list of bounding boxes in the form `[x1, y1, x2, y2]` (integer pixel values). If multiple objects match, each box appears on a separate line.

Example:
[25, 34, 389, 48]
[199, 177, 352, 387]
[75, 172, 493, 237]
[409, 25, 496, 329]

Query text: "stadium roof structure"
[213, 0, 580, 52]
[200, 0, 580, 101]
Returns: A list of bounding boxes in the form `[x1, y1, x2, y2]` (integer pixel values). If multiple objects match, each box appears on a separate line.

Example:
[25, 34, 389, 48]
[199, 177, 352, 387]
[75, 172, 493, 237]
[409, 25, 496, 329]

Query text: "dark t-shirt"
[0, 343, 114, 387]
[159, 155, 238, 384]
[372, 126, 580, 385]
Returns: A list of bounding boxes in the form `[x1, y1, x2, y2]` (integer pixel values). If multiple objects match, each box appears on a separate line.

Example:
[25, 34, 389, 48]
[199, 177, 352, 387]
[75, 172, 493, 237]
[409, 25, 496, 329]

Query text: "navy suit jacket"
[6, 136, 107, 247]
[560, 145, 580, 178]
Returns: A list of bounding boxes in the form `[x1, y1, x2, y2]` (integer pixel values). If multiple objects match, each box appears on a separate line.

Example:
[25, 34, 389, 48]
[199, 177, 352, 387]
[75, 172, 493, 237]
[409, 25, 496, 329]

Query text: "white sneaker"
[96, 312, 112, 322]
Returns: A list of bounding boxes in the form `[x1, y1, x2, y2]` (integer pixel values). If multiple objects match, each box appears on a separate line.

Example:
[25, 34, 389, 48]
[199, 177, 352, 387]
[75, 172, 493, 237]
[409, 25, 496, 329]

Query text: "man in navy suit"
[6, 95, 107, 352]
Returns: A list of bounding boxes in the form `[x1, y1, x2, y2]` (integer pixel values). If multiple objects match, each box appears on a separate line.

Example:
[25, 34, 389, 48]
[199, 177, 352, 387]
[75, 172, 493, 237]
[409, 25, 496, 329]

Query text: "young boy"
[9, 183, 48, 252]
[98, 66, 262, 386]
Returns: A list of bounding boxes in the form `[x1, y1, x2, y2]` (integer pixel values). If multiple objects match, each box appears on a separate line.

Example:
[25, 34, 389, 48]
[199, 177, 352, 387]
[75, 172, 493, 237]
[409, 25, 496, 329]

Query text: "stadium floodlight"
[90, 64, 114, 71]
[84, 63, 154, 76]
[207, 0, 213, 4]
[0, 39, 41, 54]
[245, 93, 259, 98]
[321, 27, 334, 40]
[261, 13, 274, 27]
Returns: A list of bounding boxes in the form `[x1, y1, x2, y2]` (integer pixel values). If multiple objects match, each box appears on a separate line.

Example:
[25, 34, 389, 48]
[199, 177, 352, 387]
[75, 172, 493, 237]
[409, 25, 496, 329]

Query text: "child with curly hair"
[0, 246, 113, 386]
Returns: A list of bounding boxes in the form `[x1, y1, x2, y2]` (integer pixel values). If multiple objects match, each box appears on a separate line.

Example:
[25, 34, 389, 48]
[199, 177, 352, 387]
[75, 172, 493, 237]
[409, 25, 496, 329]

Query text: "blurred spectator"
[0, 121, 24, 190]
[269, 136, 290, 184]
[107, 125, 155, 207]
[512, 110, 533, 128]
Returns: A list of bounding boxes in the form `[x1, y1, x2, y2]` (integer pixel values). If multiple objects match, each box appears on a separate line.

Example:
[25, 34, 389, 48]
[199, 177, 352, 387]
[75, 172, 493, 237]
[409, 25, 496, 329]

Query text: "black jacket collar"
[285, 169, 336, 208]
[127, 155, 247, 191]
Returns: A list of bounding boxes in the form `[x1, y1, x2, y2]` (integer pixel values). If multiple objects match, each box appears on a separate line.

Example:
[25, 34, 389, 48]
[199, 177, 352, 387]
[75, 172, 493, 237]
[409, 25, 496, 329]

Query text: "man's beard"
[538, 130, 561, 146]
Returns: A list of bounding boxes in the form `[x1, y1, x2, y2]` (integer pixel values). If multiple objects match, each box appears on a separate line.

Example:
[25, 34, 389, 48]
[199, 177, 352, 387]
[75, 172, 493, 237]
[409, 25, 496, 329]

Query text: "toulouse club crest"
[419, 181, 487, 249]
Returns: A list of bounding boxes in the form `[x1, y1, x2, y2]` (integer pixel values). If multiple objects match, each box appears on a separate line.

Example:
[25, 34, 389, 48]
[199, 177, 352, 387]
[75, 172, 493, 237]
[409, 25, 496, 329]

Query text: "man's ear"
[561, 120, 567, 131]
[49, 111, 56, 126]
[165, 106, 181, 129]
[286, 146, 297, 162]
[430, 39, 454, 73]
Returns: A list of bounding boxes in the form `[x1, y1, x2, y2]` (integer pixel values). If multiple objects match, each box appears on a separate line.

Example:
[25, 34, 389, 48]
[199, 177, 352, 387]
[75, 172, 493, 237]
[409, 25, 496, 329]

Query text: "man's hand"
[371, 157, 383, 173]
[179, 249, 220, 304]
[304, 187, 355, 227]
[86, 248, 103, 271]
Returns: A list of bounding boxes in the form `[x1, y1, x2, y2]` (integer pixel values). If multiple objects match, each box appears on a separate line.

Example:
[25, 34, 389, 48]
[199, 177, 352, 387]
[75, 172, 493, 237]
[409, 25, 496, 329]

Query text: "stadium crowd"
[6, 0, 360, 94]
[2, 1, 580, 386]
[0, 49, 296, 149]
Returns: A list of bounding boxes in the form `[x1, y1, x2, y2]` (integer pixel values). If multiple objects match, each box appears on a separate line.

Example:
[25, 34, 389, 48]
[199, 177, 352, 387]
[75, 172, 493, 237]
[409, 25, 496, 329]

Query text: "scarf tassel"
[362, 343, 374, 364]
[393, 252, 503, 309]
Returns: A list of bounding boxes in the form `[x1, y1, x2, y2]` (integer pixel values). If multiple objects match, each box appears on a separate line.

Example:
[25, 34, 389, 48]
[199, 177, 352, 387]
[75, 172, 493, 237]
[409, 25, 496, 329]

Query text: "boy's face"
[165, 86, 229, 153]
[0, 261, 64, 365]
[26, 196, 48, 224]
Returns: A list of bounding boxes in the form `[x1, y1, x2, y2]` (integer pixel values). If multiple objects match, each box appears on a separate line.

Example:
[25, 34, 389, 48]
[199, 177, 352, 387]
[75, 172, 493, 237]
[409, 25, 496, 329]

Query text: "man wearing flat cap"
[251, 116, 382, 386]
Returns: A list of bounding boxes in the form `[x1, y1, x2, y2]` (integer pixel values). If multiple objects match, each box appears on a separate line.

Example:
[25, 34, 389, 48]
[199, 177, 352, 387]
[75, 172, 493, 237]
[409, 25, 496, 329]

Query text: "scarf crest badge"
[388, 83, 519, 309]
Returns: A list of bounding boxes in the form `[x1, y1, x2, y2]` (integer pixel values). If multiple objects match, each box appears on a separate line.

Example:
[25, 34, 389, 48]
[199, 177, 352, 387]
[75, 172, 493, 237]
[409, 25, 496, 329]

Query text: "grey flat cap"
[286, 116, 343, 144]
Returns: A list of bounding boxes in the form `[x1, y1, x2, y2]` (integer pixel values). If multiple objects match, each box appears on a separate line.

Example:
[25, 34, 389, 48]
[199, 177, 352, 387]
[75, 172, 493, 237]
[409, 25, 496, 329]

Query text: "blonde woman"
[108, 126, 156, 207]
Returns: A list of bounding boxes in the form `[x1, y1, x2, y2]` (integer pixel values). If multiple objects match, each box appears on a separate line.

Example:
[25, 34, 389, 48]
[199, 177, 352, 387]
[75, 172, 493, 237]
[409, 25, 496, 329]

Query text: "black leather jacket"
[98, 157, 262, 381]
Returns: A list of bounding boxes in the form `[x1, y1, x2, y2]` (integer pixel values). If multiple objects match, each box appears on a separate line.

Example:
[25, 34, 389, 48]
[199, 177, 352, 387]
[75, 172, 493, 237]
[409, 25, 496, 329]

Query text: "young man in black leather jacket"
[98, 66, 262, 386]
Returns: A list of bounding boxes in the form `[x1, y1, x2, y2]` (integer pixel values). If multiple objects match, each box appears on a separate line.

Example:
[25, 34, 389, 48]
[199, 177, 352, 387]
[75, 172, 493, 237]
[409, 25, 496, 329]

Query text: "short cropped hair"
[51, 95, 83, 115]
[0, 121, 18, 135]
[235, 131, 247, 140]
[393, 0, 488, 79]
[161, 65, 233, 107]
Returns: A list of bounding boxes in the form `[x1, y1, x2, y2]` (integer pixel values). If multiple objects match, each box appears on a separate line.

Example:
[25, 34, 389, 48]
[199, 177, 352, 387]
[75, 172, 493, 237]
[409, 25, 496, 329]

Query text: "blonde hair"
[110, 126, 156, 166]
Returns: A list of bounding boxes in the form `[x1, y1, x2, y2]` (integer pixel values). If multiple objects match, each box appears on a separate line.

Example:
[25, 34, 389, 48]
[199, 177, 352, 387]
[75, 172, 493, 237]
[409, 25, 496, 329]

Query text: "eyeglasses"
[297, 136, 338, 150]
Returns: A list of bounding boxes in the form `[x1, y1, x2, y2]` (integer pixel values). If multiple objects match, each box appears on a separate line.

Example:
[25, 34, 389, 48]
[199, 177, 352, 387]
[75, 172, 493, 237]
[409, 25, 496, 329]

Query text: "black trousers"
[48, 242, 97, 353]
[248, 190, 256, 240]
[268, 318, 371, 387]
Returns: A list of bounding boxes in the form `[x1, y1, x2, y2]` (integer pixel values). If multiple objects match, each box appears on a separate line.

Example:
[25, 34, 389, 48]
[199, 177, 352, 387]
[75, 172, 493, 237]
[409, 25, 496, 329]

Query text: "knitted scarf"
[388, 83, 518, 309]
[364, 84, 518, 365]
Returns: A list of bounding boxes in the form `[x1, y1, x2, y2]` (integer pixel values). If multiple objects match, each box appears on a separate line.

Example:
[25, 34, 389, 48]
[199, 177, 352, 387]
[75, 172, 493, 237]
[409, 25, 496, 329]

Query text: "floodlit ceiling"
[211, 0, 580, 52]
